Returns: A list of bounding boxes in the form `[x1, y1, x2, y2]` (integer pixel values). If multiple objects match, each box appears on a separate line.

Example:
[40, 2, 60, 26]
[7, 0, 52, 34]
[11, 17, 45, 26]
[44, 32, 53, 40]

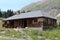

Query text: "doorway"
[22, 19, 27, 28]
[10, 20, 14, 28]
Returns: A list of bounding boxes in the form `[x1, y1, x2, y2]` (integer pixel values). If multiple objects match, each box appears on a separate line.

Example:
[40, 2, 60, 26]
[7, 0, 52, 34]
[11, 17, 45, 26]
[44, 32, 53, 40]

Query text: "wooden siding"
[27, 18, 43, 27]
[3, 17, 57, 30]
[43, 18, 57, 30]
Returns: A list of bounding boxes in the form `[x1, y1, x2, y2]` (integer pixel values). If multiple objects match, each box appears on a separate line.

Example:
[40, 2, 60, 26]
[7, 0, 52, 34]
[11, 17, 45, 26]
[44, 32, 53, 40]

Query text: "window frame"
[33, 18, 38, 24]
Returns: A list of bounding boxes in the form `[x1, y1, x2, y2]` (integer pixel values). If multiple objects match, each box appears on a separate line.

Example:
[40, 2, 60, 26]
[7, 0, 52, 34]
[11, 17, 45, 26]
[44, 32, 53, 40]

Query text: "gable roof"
[3, 11, 56, 20]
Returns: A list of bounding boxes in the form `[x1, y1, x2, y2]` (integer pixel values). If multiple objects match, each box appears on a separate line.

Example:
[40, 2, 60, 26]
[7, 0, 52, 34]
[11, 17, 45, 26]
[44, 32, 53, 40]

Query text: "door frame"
[22, 19, 27, 28]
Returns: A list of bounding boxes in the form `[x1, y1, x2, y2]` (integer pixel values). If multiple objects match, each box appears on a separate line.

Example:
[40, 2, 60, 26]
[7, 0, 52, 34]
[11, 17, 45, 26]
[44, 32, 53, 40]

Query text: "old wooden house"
[3, 11, 57, 30]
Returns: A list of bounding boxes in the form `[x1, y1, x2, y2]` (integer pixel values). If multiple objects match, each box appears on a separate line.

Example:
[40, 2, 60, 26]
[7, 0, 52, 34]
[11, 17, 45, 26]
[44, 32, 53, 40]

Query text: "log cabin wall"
[26, 17, 56, 29]
[27, 18, 44, 28]
[2, 21, 7, 27]
[2, 20, 11, 28]
[3, 17, 57, 29]
[43, 17, 57, 29]
[14, 20, 23, 28]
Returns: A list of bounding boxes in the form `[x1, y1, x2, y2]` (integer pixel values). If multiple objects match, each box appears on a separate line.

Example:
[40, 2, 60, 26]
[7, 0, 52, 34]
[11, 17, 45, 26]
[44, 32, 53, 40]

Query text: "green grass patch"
[0, 18, 60, 40]
[23, 28, 60, 40]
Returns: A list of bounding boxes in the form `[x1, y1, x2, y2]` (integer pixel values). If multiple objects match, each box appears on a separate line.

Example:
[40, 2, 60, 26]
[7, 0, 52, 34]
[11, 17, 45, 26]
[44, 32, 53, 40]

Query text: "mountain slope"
[21, 0, 60, 12]
[20, 0, 60, 24]
[20, 0, 60, 19]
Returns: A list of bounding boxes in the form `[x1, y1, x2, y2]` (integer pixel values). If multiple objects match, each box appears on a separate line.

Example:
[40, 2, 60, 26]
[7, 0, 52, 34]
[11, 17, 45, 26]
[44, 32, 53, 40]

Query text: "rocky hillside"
[19, 0, 60, 24]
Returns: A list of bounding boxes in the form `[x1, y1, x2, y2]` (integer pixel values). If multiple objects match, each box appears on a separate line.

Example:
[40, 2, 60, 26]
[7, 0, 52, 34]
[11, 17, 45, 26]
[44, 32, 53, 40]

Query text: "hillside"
[19, 0, 60, 24]
[20, 0, 60, 17]
[21, 0, 60, 11]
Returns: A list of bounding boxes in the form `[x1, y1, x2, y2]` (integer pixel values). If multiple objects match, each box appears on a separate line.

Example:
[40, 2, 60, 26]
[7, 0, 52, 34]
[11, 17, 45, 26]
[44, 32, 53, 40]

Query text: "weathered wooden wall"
[3, 17, 57, 30]
[27, 18, 44, 27]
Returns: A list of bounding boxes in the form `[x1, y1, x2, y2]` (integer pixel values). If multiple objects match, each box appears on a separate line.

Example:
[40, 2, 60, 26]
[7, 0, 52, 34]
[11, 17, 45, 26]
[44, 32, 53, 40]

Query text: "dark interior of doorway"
[22, 19, 27, 28]
[10, 20, 14, 28]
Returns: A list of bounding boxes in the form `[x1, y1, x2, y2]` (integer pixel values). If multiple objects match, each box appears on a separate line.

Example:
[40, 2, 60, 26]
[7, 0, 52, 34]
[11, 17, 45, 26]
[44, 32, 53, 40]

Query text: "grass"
[0, 38, 13, 40]
[0, 19, 2, 28]
[0, 18, 60, 40]
[0, 18, 22, 40]
[23, 28, 60, 40]
[0, 30, 22, 38]
[0, 18, 6, 30]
